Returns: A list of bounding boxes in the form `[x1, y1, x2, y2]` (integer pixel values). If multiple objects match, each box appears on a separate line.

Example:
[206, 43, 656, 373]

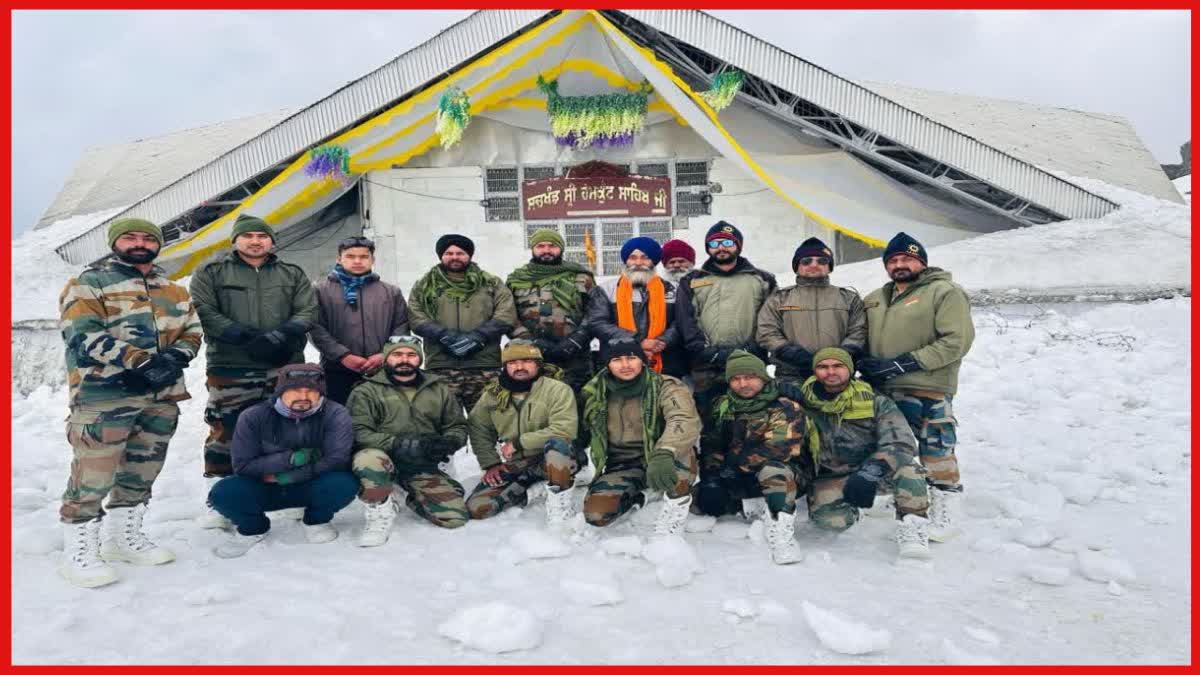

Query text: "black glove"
[390, 436, 428, 465]
[553, 333, 588, 361]
[122, 354, 183, 393]
[694, 474, 732, 516]
[858, 353, 922, 382]
[219, 323, 258, 345]
[776, 380, 804, 402]
[245, 330, 289, 361]
[447, 331, 486, 358]
[842, 459, 890, 508]
[438, 331, 462, 349]
[532, 337, 556, 355]
[422, 435, 462, 462]
[775, 345, 813, 368]
[698, 345, 733, 367]
[275, 320, 308, 338]
[161, 347, 193, 368]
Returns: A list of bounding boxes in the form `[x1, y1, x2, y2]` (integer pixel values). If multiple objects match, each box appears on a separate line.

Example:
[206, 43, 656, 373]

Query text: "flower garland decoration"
[700, 70, 744, 112]
[537, 75, 653, 150]
[303, 144, 352, 183]
[435, 86, 472, 150]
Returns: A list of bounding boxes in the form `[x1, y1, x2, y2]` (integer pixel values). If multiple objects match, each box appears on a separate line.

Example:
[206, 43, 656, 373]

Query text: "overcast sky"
[10, 9, 1191, 237]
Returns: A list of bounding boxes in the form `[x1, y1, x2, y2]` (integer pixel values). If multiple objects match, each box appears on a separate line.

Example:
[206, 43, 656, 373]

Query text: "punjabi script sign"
[521, 175, 672, 220]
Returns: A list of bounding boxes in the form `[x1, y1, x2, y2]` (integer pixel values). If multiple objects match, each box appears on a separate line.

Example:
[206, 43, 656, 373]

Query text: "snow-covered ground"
[10, 178, 1190, 664]
[10, 296, 1191, 664]
[1174, 174, 1191, 203]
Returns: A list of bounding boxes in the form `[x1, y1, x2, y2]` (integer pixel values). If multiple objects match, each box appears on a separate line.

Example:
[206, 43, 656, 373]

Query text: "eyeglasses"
[706, 238, 737, 249]
[338, 236, 375, 252]
[798, 256, 832, 266]
[388, 335, 423, 345]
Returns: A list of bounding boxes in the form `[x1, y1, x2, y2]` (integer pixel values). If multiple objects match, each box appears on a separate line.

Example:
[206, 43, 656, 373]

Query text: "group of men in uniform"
[55, 213, 973, 587]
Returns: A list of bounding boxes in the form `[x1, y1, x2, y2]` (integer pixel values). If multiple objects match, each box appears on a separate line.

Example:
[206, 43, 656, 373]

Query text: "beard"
[532, 253, 562, 265]
[385, 363, 419, 382]
[441, 259, 469, 273]
[662, 267, 690, 284]
[889, 268, 918, 282]
[710, 249, 737, 264]
[624, 266, 655, 286]
[287, 399, 313, 412]
[115, 247, 159, 264]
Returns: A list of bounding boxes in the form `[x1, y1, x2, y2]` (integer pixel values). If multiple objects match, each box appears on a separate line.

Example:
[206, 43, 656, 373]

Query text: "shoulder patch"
[688, 277, 716, 289]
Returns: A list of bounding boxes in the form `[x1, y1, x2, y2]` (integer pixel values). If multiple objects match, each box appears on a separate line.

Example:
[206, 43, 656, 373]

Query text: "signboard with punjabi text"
[521, 174, 672, 220]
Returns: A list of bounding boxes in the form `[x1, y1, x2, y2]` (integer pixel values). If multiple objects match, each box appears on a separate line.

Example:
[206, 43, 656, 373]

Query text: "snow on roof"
[1173, 174, 1191, 202]
[35, 108, 297, 230]
[859, 80, 1182, 204]
[834, 174, 1191, 294]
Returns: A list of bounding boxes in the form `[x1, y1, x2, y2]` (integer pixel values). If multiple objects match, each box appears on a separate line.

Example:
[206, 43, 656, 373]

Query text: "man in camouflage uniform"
[189, 213, 318, 528]
[693, 351, 810, 565]
[57, 218, 203, 588]
[781, 347, 932, 559]
[466, 339, 579, 528]
[858, 233, 974, 541]
[506, 228, 594, 464]
[409, 234, 517, 412]
[349, 336, 470, 545]
[757, 236, 867, 387]
[580, 338, 702, 535]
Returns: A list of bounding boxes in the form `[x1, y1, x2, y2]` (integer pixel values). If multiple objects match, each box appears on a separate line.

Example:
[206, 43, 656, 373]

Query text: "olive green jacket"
[468, 376, 578, 470]
[346, 370, 468, 455]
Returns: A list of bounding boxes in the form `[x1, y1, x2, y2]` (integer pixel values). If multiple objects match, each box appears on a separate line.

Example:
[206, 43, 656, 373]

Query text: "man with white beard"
[660, 239, 695, 285]
[586, 236, 686, 377]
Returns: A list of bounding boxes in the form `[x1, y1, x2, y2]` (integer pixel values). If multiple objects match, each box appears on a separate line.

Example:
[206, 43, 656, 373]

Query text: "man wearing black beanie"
[757, 235, 866, 386]
[409, 233, 517, 412]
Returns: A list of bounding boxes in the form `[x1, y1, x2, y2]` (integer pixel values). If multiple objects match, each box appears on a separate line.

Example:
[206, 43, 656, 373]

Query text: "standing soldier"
[310, 236, 409, 405]
[676, 221, 776, 424]
[757, 236, 867, 387]
[409, 234, 517, 412]
[189, 213, 318, 528]
[580, 338, 702, 535]
[57, 218, 202, 588]
[587, 236, 687, 377]
[349, 336, 470, 545]
[465, 340, 579, 528]
[787, 348, 932, 559]
[693, 351, 810, 565]
[858, 233, 974, 541]
[506, 228, 594, 465]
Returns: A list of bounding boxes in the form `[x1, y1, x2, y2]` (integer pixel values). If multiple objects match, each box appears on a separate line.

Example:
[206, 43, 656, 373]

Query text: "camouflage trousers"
[807, 460, 929, 531]
[583, 453, 698, 527]
[556, 360, 594, 461]
[203, 367, 278, 477]
[352, 448, 468, 529]
[889, 391, 961, 490]
[465, 439, 578, 520]
[430, 367, 496, 414]
[692, 459, 805, 517]
[60, 397, 180, 523]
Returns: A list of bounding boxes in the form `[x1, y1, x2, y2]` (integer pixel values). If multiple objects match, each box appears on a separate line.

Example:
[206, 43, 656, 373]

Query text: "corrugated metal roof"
[618, 10, 1118, 220]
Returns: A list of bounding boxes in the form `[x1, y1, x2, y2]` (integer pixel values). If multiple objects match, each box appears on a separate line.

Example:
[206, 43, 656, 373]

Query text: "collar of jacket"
[698, 256, 760, 277]
[328, 269, 380, 284]
[106, 258, 165, 278]
[226, 250, 279, 268]
[883, 267, 951, 302]
[793, 275, 831, 287]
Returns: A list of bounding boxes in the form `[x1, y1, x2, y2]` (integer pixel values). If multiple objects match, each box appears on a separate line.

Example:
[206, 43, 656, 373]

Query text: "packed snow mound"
[436, 602, 542, 653]
[11, 206, 129, 322]
[836, 175, 1190, 293]
[801, 601, 892, 655]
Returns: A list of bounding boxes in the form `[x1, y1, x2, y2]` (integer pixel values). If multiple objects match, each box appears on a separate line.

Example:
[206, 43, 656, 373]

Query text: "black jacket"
[231, 399, 354, 484]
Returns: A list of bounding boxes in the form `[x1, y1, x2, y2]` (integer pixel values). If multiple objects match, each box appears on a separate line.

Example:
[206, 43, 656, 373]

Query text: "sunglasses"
[798, 256, 832, 266]
[338, 236, 376, 252]
[706, 238, 737, 249]
[387, 335, 423, 345]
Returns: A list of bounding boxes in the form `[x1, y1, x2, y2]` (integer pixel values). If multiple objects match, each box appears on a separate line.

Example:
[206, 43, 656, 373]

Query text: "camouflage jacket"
[700, 396, 811, 476]
[803, 391, 918, 478]
[59, 259, 203, 405]
[507, 264, 594, 366]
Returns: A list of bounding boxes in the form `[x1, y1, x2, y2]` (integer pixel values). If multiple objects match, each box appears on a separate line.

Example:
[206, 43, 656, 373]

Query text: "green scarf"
[506, 261, 593, 315]
[712, 380, 780, 423]
[797, 378, 876, 464]
[482, 363, 564, 412]
[582, 369, 662, 474]
[411, 263, 495, 320]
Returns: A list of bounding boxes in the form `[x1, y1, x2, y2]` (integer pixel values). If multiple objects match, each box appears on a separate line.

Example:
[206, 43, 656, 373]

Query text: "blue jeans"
[209, 471, 358, 535]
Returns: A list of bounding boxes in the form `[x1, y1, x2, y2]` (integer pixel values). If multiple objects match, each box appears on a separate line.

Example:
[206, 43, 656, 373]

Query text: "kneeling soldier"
[466, 339, 579, 528]
[209, 363, 358, 558]
[580, 338, 701, 535]
[693, 351, 811, 565]
[782, 348, 932, 559]
[349, 336, 468, 545]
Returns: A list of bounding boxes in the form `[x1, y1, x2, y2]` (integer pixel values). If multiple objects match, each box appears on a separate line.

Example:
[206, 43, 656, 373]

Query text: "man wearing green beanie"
[694, 350, 810, 565]
[55, 217, 203, 587]
[506, 227, 596, 470]
[188, 211, 318, 529]
[779, 346, 932, 559]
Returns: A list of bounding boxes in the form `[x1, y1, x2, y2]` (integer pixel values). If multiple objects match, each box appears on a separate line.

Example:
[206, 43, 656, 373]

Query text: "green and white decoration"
[435, 86, 472, 150]
[537, 74, 653, 150]
[700, 69, 745, 112]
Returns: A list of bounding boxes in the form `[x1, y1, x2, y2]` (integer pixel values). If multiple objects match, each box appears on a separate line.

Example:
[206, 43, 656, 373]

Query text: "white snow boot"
[896, 514, 932, 559]
[653, 494, 692, 537]
[59, 519, 118, 588]
[764, 510, 803, 565]
[100, 504, 176, 566]
[927, 488, 963, 542]
[740, 497, 768, 522]
[544, 486, 576, 529]
[357, 497, 397, 548]
[213, 532, 266, 559]
[197, 476, 233, 530]
[303, 522, 338, 544]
